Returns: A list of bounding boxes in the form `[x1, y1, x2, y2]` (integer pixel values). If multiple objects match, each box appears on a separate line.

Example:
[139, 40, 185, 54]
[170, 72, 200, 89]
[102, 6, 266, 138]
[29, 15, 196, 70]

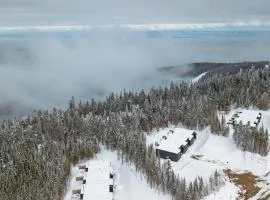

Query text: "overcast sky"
[1, 0, 270, 25]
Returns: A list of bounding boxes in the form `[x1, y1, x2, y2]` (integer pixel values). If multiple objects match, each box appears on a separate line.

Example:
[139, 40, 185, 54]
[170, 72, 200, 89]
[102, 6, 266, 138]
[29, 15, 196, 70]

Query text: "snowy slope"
[204, 181, 239, 200]
[192, 72, 207, 83]
[64, 108, 270, 200]
[222, 109, 270, 199]
[147, 127, 240, 199]
[147, 108, 270, 200]
[147, 127, 219, 182]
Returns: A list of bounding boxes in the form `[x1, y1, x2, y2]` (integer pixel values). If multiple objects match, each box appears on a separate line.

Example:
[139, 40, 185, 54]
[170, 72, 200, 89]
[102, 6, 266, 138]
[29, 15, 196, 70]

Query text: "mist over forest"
[0, 28, 270, 118]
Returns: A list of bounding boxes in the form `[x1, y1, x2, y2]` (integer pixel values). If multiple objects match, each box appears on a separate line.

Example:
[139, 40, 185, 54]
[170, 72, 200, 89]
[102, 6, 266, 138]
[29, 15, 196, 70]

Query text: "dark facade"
[80, 194, 84, 200]
[109, 185, 113, 192]
[180, 144, 189, 154]
[192, 132, 197, 139]
[156, 148, 181, 162]
[110, 173, 114, 179]
[186, 138, 194, 146]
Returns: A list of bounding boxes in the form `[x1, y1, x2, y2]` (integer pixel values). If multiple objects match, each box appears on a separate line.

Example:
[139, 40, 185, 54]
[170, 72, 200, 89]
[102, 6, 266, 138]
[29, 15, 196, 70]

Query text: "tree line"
[233, 121, 269, 156]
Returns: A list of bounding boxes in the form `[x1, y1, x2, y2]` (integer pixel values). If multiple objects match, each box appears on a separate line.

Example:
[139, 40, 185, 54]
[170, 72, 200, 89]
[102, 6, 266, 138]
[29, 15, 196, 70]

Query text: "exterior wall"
[190, 138, 195, 145]
[156, 149, 181, 162]
[180, 145, 189, 154]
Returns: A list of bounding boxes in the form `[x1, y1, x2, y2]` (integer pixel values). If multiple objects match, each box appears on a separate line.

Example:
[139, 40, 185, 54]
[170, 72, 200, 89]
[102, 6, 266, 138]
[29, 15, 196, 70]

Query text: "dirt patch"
[224, 169, 261, 200]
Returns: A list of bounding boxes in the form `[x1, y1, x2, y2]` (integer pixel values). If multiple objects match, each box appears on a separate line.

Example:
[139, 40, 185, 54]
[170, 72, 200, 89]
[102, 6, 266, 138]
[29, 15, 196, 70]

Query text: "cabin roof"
[233, 111, 261, 127]
[81, 160, 113, 200]
[156, 128, 194, 154]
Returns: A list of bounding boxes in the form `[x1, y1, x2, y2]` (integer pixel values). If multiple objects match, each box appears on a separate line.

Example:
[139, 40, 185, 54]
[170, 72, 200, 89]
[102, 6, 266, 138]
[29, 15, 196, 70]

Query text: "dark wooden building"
[156, 148, 181, 162]
[155, 130, 197, 162]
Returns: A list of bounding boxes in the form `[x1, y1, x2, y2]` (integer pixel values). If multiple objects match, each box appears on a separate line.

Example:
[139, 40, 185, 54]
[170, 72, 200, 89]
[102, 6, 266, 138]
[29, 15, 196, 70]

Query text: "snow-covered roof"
[156, 128, 194, 154]
[81, 160, 113, 200]
[232, 110, 261, 127]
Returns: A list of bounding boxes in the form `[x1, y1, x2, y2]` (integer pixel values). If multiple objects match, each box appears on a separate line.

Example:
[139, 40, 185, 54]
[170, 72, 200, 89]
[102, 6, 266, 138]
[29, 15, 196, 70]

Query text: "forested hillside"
[1, 65, 270, 200]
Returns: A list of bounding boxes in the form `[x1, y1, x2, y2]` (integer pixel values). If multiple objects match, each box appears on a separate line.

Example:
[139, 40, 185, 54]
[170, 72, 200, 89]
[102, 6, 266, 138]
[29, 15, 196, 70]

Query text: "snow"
[203, 181, 239, 200]
[147, 128, 218, 182]
[226, 109, 261, 127]
[224, 108, 270, 134]
[147, 109, 270, 200]
[81, 161, 113, 200]
[64, 108, 270, 200]
[192, 72, 207, 83]
[64, 148, 171, 200]
[156, 128, 194, 154]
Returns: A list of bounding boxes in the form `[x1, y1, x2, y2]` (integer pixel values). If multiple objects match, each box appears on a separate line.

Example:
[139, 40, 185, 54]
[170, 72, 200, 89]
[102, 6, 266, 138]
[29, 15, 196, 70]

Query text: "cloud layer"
[1, 0, 270, 25]
[0, 29, 270, 112]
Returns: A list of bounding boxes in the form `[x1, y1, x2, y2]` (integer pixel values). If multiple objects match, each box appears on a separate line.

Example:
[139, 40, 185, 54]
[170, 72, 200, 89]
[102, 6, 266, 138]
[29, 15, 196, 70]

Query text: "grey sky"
[1, 0, 270, 25]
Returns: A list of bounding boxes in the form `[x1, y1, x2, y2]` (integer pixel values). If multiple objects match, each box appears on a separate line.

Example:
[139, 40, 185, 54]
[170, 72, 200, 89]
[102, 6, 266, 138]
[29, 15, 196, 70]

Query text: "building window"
[110, 173, 114, 179]
[109, 185, 114, 192]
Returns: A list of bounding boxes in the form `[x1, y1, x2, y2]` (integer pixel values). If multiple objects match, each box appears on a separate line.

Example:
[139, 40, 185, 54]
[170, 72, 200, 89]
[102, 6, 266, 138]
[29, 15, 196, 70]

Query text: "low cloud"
[0, 30, 187, 110]
[0, 28, 270, 116]
[1, 0, 270, 25]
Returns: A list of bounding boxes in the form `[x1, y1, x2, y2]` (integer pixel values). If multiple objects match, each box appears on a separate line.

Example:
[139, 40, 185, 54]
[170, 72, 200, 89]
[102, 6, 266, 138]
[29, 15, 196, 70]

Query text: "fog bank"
[0, 29, 270, 117]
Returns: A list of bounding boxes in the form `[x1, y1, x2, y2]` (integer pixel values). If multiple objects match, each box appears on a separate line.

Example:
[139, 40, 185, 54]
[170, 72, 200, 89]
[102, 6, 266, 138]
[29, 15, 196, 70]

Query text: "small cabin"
[192, 132, 197, 139]
[76, 176, 84, 181]
[234, 113, 239, 118]
[186, 138, 193, 146]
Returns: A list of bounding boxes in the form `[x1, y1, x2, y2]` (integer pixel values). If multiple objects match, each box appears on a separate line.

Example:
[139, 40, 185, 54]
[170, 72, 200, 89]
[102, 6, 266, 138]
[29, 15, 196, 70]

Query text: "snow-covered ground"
[147, 127, 219, 182]
[204, 181, 239, 200]
[223, 108, 270, 134]
[222, 108, 270, 199]
[192, 72, 207, 83]
[63, 148, 171, 200]
[64, 108, 270, 200]
[147, 108, 270, 200]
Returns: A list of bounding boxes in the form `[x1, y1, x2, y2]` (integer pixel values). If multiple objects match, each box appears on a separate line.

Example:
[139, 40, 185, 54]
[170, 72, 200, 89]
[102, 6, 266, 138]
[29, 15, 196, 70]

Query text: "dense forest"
[233, 121, 269, 156]
[1, 65, 270, 200]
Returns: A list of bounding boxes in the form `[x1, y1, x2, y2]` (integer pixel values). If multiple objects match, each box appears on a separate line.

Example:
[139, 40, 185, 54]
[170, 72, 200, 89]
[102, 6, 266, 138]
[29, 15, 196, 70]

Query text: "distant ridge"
[158, 61, 270, 78]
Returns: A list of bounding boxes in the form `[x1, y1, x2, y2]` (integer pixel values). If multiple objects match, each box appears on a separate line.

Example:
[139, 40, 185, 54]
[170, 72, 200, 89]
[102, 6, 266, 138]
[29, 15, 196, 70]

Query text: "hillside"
[2, 64, 270, 200]
[65, 108, 270, 200]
